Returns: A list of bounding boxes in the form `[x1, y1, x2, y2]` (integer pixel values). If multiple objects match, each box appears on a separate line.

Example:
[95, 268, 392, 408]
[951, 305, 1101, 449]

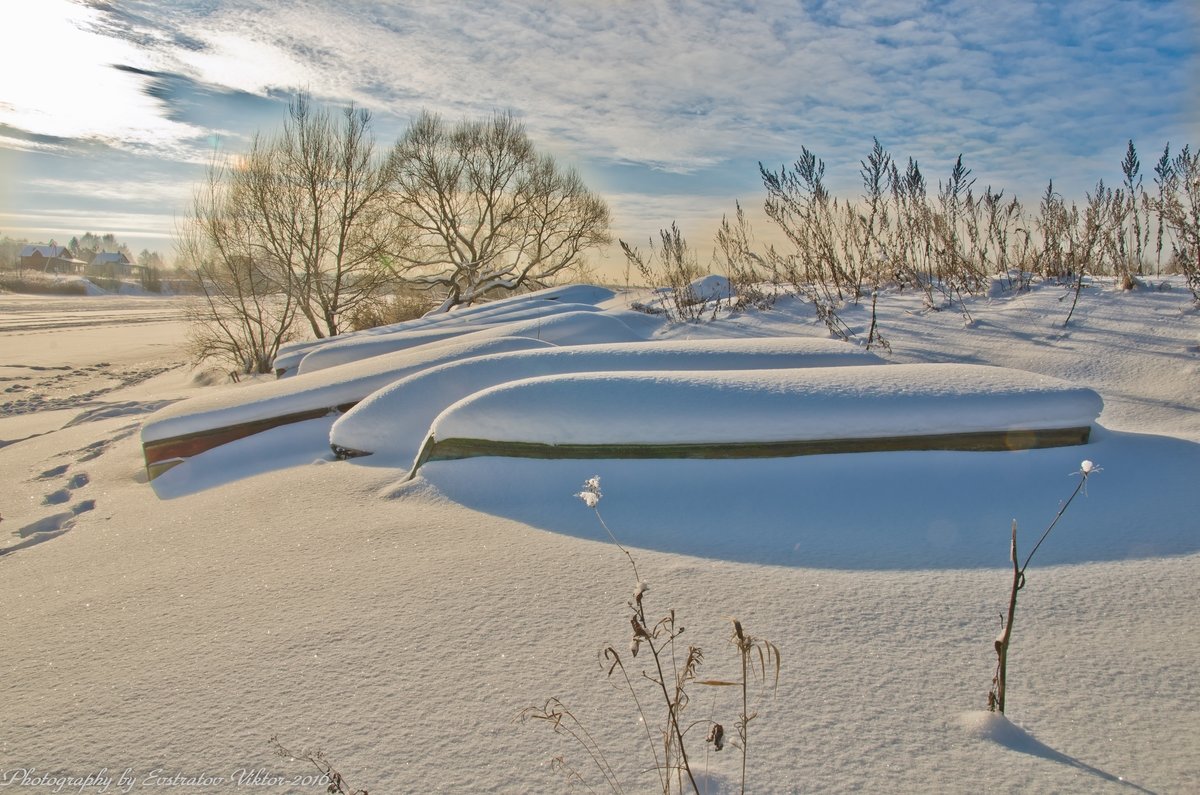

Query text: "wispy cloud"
[24, 176, 191, 207]
[0, 0, 1195, 257]
[0, 208, 177, 244]
[98, 0, 1193, 191]
[0, 0, 203, 152]
[0, 126, 78, 156]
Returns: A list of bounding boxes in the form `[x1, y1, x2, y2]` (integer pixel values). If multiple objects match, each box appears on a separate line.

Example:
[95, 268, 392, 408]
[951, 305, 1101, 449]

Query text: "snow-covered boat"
[142, 311, 642, 480]
[331, 336, 884, 462]
[407, 364, 1102, 477]
[272, 284, 616, 376]
[141, 336, 552, 479]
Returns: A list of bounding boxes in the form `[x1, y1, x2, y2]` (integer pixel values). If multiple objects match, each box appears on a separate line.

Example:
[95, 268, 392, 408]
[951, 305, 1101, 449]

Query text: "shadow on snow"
[405, 427, 1200, 571]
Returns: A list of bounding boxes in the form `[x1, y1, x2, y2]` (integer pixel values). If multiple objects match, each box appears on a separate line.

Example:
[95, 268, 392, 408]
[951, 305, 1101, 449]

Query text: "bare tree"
[178, 160, 300, 374]
[715, 201, 778, 309]
[179, 95, 401, 374]
[238, 95, 402, 338]
[933, 154, 983, 303]
[855, 138, 893, 349]
[1064, 180, 1111, 326]
[385, 111, 611, 312]
[760, 149, 855, 300]
[1120, 139, 1149, 283]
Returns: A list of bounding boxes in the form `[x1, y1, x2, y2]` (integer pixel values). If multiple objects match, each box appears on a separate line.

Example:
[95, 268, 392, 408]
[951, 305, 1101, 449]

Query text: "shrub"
[344, 288, 437, 331]
[0, 275, 87, 295]
[620, 224, 710, 323]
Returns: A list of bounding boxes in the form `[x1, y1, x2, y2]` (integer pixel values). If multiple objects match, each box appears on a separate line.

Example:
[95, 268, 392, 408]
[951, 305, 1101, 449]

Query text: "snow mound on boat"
[272, 284, 615, 375]
[331, 336, 883, 460]
[297, 309, 638, 374]
[141, 335, 556, 445]
[423, 363, 1102, 450]
[687, 274, 734, 302]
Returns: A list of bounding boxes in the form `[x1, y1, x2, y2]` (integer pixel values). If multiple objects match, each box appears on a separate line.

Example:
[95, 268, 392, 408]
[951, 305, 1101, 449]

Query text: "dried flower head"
[706, 722, 725, 751]
[575, 475, 603, 508]
[1075, 460, 1101, 491]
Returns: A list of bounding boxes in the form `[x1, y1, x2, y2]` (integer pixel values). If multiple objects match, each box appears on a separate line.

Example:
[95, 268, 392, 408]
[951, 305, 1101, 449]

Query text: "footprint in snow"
[0, 513, 75, 556]
[17, 512, 76, 539]
[4, 465, 99, 556]
[65, 399, 177, 427]
[41, 471, 90, 505]
[76, 439, 110, 462]
[71, 425, 140, 464]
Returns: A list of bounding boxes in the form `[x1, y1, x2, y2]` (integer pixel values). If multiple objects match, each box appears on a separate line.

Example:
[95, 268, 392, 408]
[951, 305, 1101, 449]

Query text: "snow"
[425, 363, 1102, 448]
[331, 336, 883, 460]
[410, 426, 1198, 569]
[151, 416, 338, 500]
[276, 302, 590, 375]
[140, 335, 557, 444]
[272, 284, 615, 375]
[2, 279, 1198, 794]
[295, 308, 641, 373]
[288, 323, 526, 374]
[688, 274, 735, 302]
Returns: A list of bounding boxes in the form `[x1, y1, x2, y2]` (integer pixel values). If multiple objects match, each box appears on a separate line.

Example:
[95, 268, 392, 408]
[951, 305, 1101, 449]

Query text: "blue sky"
[0, 0, 1195, 269]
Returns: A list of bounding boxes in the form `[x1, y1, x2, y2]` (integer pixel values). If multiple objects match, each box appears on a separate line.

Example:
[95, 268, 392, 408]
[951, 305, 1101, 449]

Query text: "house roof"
[91, 251, 131, 265]
[20, 244, 71, 258]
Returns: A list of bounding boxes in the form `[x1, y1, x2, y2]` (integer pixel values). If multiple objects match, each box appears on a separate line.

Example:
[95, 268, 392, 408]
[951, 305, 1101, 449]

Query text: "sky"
[0, 0, 1195, 272]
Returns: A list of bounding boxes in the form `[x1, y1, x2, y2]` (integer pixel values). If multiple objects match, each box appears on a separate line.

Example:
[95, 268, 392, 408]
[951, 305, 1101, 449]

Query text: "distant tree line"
[0, 235, 24, 270]
[180, 95, 611, 374]
[625, 139, 1199, 347]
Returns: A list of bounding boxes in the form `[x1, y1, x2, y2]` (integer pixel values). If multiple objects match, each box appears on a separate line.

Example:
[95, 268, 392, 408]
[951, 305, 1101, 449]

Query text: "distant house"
[89, 251, 136, 278]
[19, 244, 86, 274]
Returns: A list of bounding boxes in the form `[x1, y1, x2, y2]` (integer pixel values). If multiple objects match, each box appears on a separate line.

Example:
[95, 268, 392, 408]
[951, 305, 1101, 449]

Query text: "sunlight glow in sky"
[0, 0, 1196, 265]
[0, 0, 196, 146]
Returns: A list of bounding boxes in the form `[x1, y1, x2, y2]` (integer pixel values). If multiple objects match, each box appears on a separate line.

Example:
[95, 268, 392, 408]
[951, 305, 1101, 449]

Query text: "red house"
[18, 244, 86, 274]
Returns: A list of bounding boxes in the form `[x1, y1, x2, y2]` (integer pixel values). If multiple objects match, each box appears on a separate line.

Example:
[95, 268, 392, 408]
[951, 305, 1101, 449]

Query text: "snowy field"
[1, 282, 1198, 793]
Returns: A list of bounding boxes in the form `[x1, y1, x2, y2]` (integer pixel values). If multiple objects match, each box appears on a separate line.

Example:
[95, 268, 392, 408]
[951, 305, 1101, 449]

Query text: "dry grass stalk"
[988, 461, 1098, 713]
[519, 477, 781, 794]
[621, 137, 1196, 351]
[270, 735, 368, 795]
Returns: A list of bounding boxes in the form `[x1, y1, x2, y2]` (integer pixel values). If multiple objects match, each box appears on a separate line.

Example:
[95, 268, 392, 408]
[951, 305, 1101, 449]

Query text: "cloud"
[1, 0, 1196, 261]
[24, 176, 191, 208]
[0, 125, 79, 156]
[11, 0, 1195, 190]
[0, 0, 203, 152]
[0, 208, 177, 244]
[165, 2, 1192, 192]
